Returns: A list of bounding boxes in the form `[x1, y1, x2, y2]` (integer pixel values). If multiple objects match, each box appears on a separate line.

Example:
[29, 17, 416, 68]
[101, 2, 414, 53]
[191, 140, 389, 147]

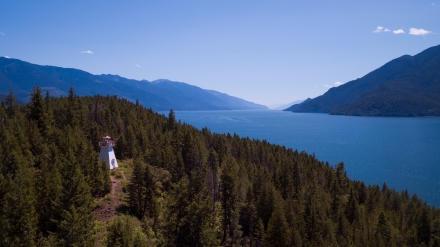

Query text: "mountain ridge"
[289, 44, 440, 116]
[0, 57, 267, 111]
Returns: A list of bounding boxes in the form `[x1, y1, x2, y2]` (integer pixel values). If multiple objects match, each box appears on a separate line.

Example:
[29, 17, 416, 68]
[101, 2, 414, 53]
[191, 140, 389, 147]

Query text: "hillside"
[1, 87, 439, 246]
[332, 45, 440, 116]
[0, 57, 267, 111]
[283, 98, 311, 111]
[291, 44, 440, 116]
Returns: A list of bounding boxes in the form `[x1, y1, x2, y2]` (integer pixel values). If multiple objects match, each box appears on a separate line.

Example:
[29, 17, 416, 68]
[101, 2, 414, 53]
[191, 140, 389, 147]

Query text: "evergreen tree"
[67, 86, 80, 127]
[28, 86, 46, 132]
[264, 198, 291, 247]
[168, 109, 176, 131]
[5, 88, 18, 118]
[128, 157, 156, 219]
[207, 148, 220, 204]
[57, 167, 94, 247]
[375, 211, 392, 246]
[38, 163, 63, 235]
[106, 215, 135, 247]
[220, 155, 241, 245]
[253, 218, 265, 247]
[163, 176, 191, 247]
[2, 163, 38, 247]
[132, 227, 149, 247]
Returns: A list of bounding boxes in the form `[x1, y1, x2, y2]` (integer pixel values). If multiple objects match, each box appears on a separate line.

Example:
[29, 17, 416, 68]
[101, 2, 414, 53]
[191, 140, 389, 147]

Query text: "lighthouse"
[99, 136, 118, 169]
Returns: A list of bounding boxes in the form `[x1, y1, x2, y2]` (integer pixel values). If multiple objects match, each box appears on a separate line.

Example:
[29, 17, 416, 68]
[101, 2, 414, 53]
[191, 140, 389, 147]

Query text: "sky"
[0, 1, 439, 107]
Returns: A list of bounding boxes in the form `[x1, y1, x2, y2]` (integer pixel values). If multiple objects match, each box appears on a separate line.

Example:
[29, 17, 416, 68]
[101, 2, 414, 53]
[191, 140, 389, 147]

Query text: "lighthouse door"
[111, 159, 115, 169]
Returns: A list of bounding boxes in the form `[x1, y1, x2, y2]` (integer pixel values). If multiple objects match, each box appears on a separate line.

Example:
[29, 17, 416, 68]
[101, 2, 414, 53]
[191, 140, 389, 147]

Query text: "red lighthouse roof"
[103, 135, 111, 138]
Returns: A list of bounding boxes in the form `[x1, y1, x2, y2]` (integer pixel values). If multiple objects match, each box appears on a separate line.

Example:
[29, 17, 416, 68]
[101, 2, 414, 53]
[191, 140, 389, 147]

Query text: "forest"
[0, 86, 439, 247]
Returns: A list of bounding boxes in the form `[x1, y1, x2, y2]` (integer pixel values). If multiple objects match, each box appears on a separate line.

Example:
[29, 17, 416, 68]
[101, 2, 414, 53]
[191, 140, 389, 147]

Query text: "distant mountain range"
[283, 98, 311, 111]
[286, 44, 440, 116]
[270, 99, 306, 110]
[0, 58, 267, 111]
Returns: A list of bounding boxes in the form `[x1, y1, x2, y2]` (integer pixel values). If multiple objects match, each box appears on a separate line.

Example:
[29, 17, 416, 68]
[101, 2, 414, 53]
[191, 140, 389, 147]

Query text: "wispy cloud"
[373, 26, 390, 33]
[0, 32, 4, 35]
[324, 82, 344, 88]
[80, 50, 93, 54]
[3, 56, 10, 58]
[135, 64, 141, 68]
[409, 28, 432, 36]
[432, 2, 435, 6]
[393, 29, 405, 34]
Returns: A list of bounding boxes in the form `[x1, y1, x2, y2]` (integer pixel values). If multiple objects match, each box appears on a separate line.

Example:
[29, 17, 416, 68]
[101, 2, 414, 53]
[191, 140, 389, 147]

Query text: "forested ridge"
[291, 44, 440, 116]
[1, 87, 439, 247]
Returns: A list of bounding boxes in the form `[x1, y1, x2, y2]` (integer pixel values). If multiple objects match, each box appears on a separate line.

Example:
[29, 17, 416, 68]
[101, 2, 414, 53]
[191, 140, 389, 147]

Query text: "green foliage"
[2, 163, 38, 247]
[128, 157, 156, 219]
[106, 215, 135, 247]
[264, 198, 291, 247]
[0, 87, 439, 246]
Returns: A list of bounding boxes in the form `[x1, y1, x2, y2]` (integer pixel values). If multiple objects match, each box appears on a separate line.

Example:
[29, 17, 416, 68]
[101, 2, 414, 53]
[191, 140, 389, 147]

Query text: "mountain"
[291, 44, 440, 116]
[283, 98, 311, 111]
[270, 99, 306, 110]
[0, 57, 267, 111]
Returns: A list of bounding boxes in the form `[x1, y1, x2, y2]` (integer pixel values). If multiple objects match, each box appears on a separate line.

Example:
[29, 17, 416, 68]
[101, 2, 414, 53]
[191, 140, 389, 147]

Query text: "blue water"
[171, 110, 440, 206]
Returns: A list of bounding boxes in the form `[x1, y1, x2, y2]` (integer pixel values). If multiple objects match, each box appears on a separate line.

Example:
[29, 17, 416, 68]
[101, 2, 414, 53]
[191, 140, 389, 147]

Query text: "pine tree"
[207, 148, 220, 204]
[264, 198, 291, 247]
[163, 175, 191, 247]
[253, 218, 265, 247]
[38, 163, 63, 235]
[57, 167, 94, 247]
[375, 211, 392, 246]
[28, 86, 46, 132]
[168, 109, 176, 131]
[5, 88, 18, 118]
[132, 227, 149, 247]
[187, 169, 219, 246]
[2, 163, 38, 247]
[106, 215, 135, 247]
[128, 157, 156, 219]
[220, 155, 240, 245]
[67, 86, 80, 127]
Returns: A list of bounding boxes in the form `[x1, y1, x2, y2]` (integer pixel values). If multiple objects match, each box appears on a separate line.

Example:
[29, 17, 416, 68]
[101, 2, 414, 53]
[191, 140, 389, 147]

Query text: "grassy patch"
[104, 193, 111, 202]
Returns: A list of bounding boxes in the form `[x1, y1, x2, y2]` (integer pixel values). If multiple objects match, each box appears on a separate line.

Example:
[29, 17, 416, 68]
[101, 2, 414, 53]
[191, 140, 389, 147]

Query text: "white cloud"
[80, 50, 93, 54]
[432, 2, 435, 6]
[0, 32, 4, 35]
[373, 26, 390, 33]
[135, 64, 141, 68]
[324, 82, 344, 88]
[3, 56, 10, 58]
[393, 29, 405, 34]
[409, 28, 432, 36]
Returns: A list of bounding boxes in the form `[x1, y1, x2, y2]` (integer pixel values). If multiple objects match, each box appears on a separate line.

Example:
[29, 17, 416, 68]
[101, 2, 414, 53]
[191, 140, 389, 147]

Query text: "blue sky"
[0, 1, 439, 106]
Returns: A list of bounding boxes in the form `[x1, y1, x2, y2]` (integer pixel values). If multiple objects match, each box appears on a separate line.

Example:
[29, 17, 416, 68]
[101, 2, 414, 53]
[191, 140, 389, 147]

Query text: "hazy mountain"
[291, 44, 440, 116]
[283, 98, 312, 111]
[270, 99, 306, 110]
[0, 58, 267, 111]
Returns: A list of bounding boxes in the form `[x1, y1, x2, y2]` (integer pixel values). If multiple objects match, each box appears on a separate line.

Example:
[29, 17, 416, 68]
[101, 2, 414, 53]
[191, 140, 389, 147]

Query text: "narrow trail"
[94, 170, 127, 246]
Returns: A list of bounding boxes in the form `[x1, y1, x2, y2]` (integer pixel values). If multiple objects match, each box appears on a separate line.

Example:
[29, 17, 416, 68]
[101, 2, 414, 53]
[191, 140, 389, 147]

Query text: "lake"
[171, 110, 440, 206]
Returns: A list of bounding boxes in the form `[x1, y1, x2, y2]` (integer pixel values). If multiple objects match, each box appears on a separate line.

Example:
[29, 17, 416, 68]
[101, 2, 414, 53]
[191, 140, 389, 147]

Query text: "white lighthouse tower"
[99, 136, 118, 169]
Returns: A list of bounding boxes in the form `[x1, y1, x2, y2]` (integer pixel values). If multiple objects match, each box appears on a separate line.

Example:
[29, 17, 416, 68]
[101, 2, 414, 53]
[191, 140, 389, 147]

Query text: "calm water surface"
[171, 110, 440, 206]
